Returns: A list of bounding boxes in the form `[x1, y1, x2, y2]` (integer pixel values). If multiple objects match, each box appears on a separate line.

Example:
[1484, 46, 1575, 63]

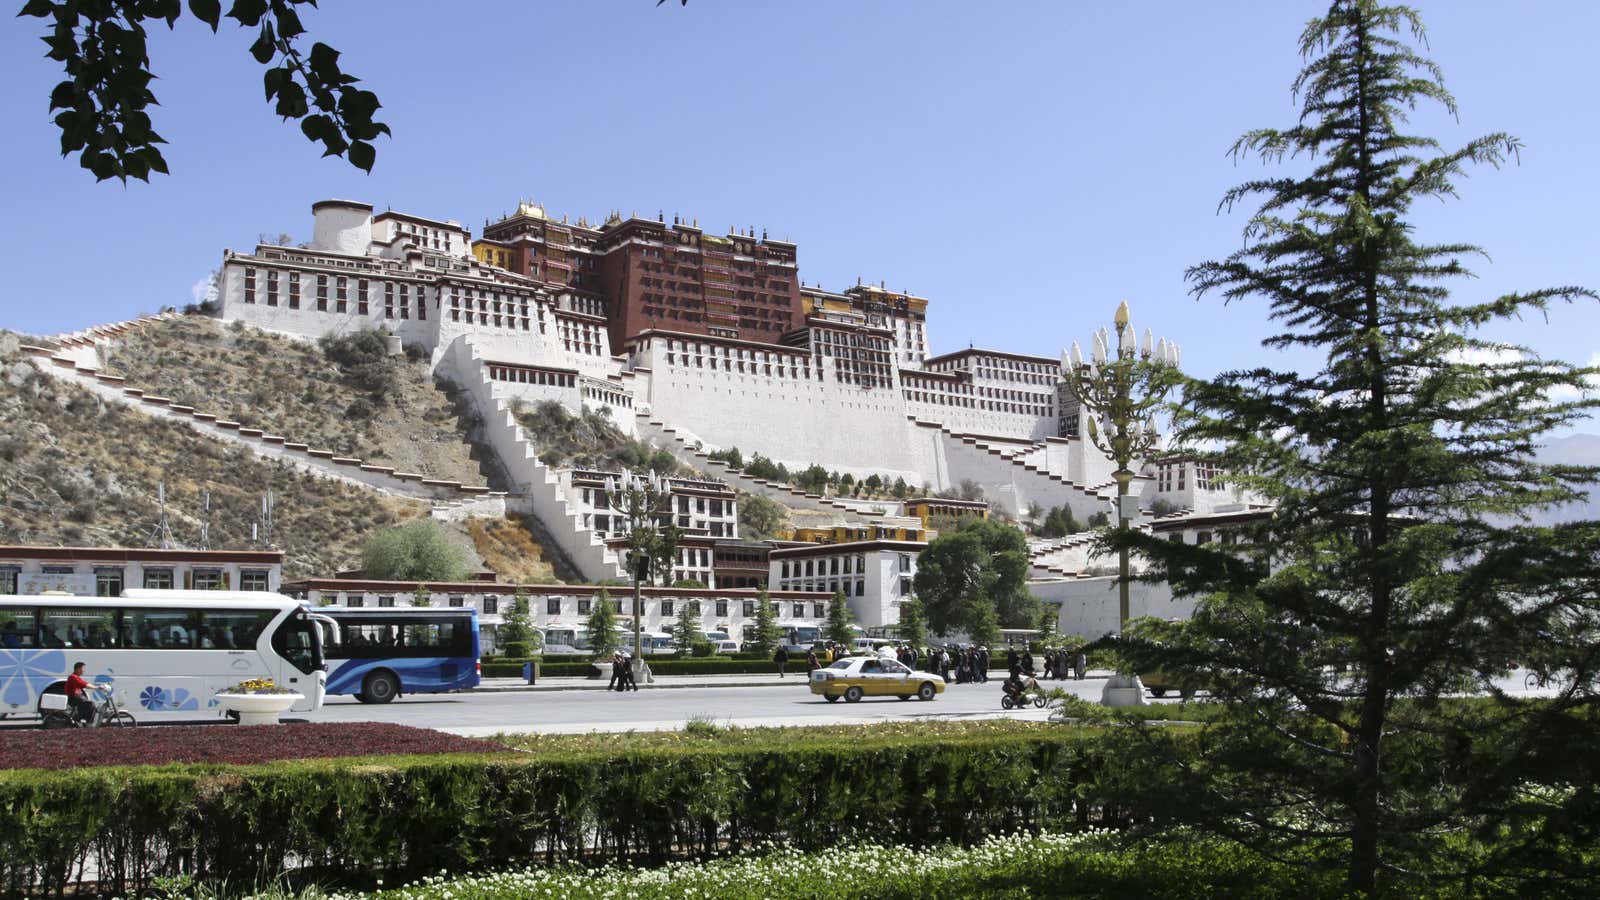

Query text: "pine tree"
[500, 588, 534, 657]
[410, 583, 433, 608]
[824, 589, 856, 646]
[746, 589, 782, 655]
[585, 588, 621, 658]
[670, 601, 702, 655]
[896, 598, 927, 648]
[1116, 3, 1600, 894]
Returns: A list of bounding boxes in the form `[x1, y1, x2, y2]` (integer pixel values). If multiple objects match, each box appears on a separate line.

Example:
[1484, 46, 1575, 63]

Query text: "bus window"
[0, 610, 37, 648]
[122, 609, 199, 649]
[199, 609, 275, 650]
[272, 616, 321, 675]
[39, 607, 118, 648]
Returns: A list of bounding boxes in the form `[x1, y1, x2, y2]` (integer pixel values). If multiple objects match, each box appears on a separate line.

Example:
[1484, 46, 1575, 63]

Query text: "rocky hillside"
[0, 332, 425, 579]
[101, 315, 491, 485]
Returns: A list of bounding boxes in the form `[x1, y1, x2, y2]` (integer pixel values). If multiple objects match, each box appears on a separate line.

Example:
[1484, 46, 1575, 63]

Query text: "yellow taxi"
[808, 655, 946, 703]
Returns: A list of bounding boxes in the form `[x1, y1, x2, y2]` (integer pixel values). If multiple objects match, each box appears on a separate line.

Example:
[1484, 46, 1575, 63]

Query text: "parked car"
[1141, 670, 1201, 700]
[711, 640, 740, 655]
[808, 655, 945, 703]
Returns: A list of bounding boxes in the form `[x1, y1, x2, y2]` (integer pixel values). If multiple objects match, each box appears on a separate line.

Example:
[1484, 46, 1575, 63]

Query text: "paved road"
[311, 675, 1101, 735]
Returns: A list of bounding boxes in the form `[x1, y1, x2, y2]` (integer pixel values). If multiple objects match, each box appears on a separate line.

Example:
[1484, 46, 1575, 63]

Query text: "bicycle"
[39, 686, 137, 729]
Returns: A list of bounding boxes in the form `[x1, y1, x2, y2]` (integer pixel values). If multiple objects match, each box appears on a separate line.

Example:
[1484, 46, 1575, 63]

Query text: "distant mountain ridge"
[1530, 433, 1600, 525]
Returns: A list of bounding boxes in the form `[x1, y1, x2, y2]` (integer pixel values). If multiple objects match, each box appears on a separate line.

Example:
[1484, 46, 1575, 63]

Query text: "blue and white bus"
[319, 607, 480, 703]
[0, 590, 331, 721]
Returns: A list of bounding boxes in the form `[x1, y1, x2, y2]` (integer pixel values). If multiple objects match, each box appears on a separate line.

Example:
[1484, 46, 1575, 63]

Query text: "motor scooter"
[39, 687, 136, 728]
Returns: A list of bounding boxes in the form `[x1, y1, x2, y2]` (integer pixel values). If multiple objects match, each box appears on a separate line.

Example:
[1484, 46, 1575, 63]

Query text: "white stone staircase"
[909, 418, 1114, 521]
[444, 337, 628, 581]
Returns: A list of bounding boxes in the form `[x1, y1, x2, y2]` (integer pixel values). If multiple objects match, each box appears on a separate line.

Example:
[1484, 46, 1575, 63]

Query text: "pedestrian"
[1022, 648, 1035, 677]
[622, 652, 639, 691]
[1044, 649, 1057, 680]
[775, 644, 790, 678]
[1075, 649, 1087, 680]
[607, 652, 623, 691]
[940, 648, 953, 683]
[807, 648, 820, 673]
[1006, 647, 1019, 674]
[978, 646, 990, 683]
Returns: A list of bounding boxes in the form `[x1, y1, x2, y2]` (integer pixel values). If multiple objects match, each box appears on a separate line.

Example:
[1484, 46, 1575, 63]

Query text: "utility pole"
[1063, 300, 1179, 706]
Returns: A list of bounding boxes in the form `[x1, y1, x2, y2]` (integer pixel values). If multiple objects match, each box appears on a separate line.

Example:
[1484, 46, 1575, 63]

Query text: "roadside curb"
[474, 679, 804, 693]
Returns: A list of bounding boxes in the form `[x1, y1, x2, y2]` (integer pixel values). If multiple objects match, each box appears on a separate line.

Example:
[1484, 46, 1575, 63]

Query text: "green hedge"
[482, 658, 809, 678]
[0, 728, 1131, 896]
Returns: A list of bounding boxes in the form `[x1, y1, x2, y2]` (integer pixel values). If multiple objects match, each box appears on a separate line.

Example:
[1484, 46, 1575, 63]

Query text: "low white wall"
[1033, 576, 1195, 640]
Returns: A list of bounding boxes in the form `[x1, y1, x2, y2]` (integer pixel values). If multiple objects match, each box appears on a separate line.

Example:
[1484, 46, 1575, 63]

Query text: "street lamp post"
[605, 470, 670, 684]
[1063, 300, 1179, 706]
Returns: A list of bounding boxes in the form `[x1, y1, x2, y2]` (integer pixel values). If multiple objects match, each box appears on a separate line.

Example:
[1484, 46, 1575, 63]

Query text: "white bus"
[0, 590, 332, 721]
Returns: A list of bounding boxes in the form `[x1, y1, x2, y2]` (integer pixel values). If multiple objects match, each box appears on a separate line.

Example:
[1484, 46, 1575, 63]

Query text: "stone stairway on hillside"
[17, 344, 497, 503]
[40, 312, 181, 367]
[633, 413, 891, 518]
[910, 418, 1114, 521]
[445, 338, 628, 582]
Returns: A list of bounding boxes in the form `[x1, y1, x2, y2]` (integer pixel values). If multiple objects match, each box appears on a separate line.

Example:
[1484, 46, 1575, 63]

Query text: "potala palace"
[16, 197, 1265, 645]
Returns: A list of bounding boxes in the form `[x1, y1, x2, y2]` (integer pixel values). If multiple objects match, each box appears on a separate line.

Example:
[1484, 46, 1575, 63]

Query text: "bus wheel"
[363, 671, 400, 704]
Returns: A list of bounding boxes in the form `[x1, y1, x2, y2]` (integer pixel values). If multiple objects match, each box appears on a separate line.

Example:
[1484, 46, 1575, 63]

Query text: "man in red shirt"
[64, 662, 96, 725]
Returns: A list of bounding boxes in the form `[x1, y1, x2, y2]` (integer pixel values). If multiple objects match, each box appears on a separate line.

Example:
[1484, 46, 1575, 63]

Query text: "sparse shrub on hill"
[515, 400, 681, 475]
[738, 492, 788, 540]
[0, 340, 419, 578]
[101, 316, 486, 484]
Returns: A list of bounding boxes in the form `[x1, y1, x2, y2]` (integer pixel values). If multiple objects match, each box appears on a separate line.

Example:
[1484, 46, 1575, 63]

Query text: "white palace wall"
[632, 336, 925, 482]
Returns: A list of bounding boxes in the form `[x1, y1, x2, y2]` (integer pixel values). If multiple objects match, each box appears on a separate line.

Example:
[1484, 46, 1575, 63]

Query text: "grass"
[0, 331, 423, 579]
[466, 516, 557, 583]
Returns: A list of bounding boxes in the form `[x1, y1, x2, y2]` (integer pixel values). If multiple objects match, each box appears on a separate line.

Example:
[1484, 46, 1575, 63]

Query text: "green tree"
[500, 588, 534, 657]
[669, 601, 702, 655]
[824, 589, 856, 646]
[738, 492, 788, 540]
[891, 477, 909, 499]
[895, 598, 927, 648]
[1115, 3, 1600, 894]
[410, 583, 433, 607]
[18, 0, 388, 182]
[745, 589, 782, 655]
[360, 520, 467, 582]
[584, 588, 621, 658]
[864, 473, 883, 495]
[913, 518, 1039, 638]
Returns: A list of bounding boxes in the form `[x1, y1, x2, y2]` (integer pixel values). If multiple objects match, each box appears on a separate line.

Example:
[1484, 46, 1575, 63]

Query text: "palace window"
[336, 276, 348, 313]
[546, 597, 560, 615]
[345, 594, 364, 607]
[266, 270, 278, 306]
[142, 568, 174, 590]
[243, 267, 256, 303]
[577, 599, 591, 614]
[662, 600, 675, 617]
[483, 596, 499, 615]
[715, 599, 728, 617]
[357, 280, 369, 315]
[288, 272, 300, 309]
[317, 274, 328, 311]
[742, 600, 755, 617]
[0, 567, 17, 595]
[378, 595, 395, 608]
[384, 283, 394, 319]
[449, 595, 466, 608]
[94, 568, 123, 597]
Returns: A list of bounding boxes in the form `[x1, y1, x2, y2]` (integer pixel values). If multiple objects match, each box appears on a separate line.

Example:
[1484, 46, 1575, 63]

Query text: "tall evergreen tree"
[746, 589, 782, 655]
[1115, 3, 1600, 894]
[670, 601, 703, 654]
[585, 588, 621, 658]
[824, 589, 856, 646]
[896, 598, 927, 648]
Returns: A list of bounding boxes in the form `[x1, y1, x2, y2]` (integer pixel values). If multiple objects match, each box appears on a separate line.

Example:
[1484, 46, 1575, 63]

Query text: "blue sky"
[2, 1, 1596, 398]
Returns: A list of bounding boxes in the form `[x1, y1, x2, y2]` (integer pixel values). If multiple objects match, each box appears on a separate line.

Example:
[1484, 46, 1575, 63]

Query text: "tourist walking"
[607, 652, 624, 691]
[1075, 649, 1087, 680]
[775, 644, 790, 678]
